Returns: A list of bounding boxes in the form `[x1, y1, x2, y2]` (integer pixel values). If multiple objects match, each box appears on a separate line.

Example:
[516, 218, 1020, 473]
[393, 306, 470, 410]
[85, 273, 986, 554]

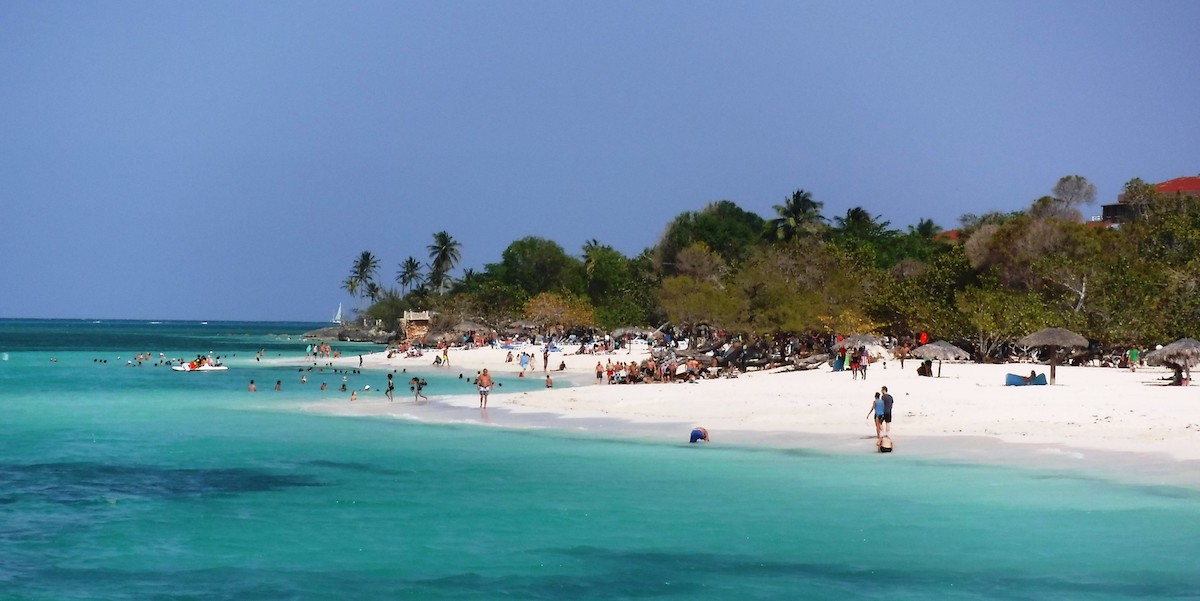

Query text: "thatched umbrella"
[611, 326, 651, 338]
[838, 334, 881, 349]
[910, 340, 970, 377]
[1144, 338, 1200, 380]
[451, 320, 488, 333]
[1017, 327, 1088, 384]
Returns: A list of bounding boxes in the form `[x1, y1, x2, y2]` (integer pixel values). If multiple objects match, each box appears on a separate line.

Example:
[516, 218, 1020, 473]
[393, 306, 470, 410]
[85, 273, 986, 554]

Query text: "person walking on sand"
[880, 386, 894, 436]
[477, 369, 493, 408]
[867, 391, 884, 439]
[385, 373, 395, 402]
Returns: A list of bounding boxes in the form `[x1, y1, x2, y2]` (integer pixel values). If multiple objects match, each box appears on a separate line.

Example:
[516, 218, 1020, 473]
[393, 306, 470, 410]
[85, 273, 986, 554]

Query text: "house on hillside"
[401, 310, 431, 342]
[1100, 176, 1200, 223]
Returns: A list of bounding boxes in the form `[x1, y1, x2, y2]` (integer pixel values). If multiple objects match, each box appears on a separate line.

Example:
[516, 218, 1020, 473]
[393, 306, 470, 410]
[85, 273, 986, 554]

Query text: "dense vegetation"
[340, 176, 1200, 359]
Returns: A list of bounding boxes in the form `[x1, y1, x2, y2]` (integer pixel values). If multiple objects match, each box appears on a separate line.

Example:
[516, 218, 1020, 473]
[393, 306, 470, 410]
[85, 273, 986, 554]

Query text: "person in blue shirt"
[866, 392, 884, 439]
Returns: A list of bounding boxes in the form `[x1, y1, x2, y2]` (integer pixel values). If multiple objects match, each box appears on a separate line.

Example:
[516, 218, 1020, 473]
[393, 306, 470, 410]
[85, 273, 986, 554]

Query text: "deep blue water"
[1, 320, 1198, 600]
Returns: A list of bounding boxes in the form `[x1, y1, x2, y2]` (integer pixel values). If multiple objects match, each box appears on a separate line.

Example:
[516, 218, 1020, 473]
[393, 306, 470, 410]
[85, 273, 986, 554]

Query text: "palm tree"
[427, 231, 462, 293]
[833, 206, 891, 240]
[396, 256, 424, 293]
[909, 218, 942, 239]
[582, 239, 604, 275]
[347, 251, 380, 299]
[768, 189, 826, 241]
[341, 276, 359, 299]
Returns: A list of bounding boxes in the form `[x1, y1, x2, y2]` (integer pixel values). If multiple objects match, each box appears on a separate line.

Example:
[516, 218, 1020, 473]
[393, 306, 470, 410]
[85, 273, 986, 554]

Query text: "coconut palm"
[767, 189, 826, 241]
[341, 276, 359, 299]
[396, 256, 424, 293]
[345, 251, 379, 299]
[427, 231, 462, 293]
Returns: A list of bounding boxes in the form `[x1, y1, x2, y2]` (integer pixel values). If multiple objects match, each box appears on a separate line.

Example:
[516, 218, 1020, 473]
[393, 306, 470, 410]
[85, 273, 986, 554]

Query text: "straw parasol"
[611, 326, 651, 338]
[1144, 338, 1200, 379]
[838, 334, 881, 349]
[910, 340, 970, 377]
[1017, 327, 1088, 384]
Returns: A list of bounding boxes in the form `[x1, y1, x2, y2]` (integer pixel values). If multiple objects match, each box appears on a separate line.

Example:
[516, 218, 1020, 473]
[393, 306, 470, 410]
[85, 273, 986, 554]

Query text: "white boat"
[172, 364, 228, 372]
[332, 303, 343, 325]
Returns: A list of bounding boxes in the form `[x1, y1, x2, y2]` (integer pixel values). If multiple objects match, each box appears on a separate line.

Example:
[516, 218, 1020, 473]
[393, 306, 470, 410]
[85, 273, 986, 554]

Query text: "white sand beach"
[299, 345, 1200, 484]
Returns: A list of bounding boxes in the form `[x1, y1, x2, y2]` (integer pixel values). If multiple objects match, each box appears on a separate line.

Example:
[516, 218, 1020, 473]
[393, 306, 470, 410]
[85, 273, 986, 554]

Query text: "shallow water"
[1, 320, 1198, 600]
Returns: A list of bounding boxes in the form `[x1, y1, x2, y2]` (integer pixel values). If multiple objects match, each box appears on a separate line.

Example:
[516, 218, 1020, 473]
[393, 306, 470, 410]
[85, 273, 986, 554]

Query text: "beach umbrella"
[910, 340, 970, 377]
[611, 326, 650, 338]
[451, 320, 488, 333]
[838, 334, 881, 349]
[1017, 327, 1088, 385]
[1144, 338, 1200, 379]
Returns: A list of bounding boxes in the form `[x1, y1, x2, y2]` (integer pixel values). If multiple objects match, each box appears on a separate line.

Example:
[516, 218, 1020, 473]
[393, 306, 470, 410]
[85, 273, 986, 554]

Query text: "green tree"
[766, 189, 826, 242]
[524, 292, 595, 334]
[396, 257, 424, 293]
[656, 200, 765, 275]
[955, 282, 1056, 361]
[345, 251, 380, 300]
[659, 275, 745, 330]
[490, 236, 584, 297]
[427, 231, 462, 293]
[829, 207, 900, 268]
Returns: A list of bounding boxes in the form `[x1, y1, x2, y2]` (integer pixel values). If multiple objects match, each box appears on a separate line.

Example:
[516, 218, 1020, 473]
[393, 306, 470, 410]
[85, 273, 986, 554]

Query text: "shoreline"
[278, 345, 1200, 488]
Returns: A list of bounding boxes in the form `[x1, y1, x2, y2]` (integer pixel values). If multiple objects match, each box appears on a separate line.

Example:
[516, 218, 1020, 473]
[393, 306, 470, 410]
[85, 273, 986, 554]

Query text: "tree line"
[340, 175, 1200, 359]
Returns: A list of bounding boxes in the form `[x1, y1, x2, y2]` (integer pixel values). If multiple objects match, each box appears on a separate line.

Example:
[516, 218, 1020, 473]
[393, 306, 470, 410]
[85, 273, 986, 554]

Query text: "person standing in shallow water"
[477, 368, 493, 408]
[385, 373, 395, 402]
[248, 380, 256, 392]
[274, 380, 281, 392]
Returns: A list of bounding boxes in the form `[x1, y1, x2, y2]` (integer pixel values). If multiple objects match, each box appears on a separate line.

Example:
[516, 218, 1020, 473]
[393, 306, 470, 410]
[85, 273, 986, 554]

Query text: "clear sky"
[2, 1, 1197, 321]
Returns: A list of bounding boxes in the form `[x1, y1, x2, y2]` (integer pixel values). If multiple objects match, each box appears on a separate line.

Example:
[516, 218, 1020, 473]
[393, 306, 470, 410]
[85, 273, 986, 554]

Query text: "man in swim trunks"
[477, 369, 493, 408]
[689, 427, 709, 443]
[880, 386, 894, 436]
[386, 373, 395, 402]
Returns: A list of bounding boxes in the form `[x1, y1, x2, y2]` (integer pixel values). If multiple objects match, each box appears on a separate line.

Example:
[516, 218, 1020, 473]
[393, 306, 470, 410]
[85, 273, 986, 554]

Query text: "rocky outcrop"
[303, 327, 394, 344]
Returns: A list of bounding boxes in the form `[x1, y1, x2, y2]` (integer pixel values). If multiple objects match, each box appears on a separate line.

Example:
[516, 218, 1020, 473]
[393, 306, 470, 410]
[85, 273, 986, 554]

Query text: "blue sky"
[2, 1, 1197, 321]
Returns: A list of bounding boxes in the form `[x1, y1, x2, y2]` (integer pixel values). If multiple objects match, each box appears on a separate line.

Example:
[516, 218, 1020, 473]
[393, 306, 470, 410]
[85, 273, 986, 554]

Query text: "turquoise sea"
[1, 319, 1198, 600]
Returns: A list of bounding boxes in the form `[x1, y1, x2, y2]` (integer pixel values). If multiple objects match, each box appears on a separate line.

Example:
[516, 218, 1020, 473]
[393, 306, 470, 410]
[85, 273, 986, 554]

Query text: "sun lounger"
[1005, 373, 1048, 386]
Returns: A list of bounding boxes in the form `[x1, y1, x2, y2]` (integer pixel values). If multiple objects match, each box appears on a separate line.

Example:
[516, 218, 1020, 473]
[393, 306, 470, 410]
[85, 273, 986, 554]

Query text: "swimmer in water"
[689, 427, 709, 443]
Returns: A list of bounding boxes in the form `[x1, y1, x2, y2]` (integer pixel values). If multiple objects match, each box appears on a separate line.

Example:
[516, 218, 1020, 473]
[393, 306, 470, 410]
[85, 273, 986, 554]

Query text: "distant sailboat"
[332, 303, 343, 325]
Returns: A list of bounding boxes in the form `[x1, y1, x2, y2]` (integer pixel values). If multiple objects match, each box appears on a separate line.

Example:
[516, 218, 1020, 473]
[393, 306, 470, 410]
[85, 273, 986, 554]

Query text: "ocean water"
[1, 320, 1197, 600]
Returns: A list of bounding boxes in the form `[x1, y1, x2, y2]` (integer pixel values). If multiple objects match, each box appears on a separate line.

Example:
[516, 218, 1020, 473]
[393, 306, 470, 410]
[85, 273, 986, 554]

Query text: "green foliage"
[766, 189, 826, 242]
[343, 174, 1200, 351]
[427, 231, 462, 293]
[955, 281, 1057, 361]
[659, 275, 746, 330]
[656, 200, 765, 275]
[489, 236, 584, 297]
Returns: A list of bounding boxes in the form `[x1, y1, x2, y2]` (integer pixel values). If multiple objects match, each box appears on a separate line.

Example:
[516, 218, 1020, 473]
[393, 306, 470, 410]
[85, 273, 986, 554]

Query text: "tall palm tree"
[834, 207, 891, 237]
[768, 189, 826, 241]
[427, 231, 462, 293]
[348, 251, 380, 298]
[582, 239, 606, 276]
[341, 276, 359, 299]
[908, 218, 942, 239]
[396, 256, 424, 293]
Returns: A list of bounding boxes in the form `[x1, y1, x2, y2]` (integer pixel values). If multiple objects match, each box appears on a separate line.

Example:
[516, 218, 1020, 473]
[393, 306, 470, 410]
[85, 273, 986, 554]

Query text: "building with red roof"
[1100, 175, 1200, 222]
